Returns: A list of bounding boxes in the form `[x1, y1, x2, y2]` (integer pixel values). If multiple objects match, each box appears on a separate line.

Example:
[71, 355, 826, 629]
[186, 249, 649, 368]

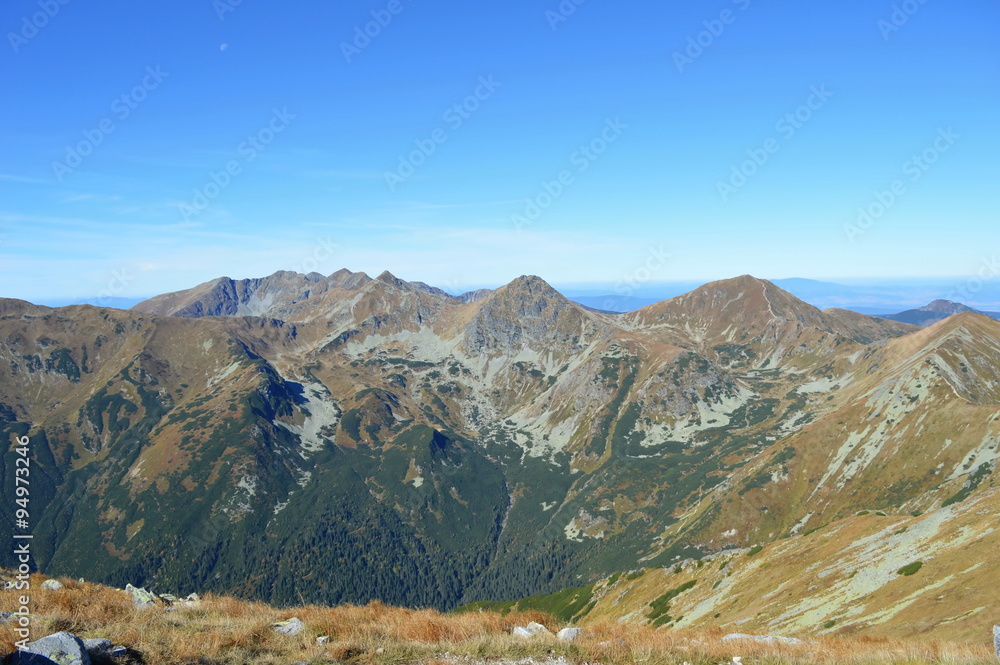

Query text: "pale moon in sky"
[220, 43, 229, 51]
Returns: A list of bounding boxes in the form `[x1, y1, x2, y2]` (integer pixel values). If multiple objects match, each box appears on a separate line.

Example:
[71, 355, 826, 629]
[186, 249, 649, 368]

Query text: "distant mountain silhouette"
[881, 299, 1000, 326]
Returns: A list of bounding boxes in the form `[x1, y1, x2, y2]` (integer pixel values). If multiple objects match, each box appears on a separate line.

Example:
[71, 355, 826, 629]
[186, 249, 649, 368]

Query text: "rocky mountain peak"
[503, 274, 561, 295]
[723, 274, 769, 289]
[374, 270, 409, 289]
[461, 274, 605, 355]
[920, 299, 972, 314]
[329, 268, 373, 290]
[629, 274, 822, 330]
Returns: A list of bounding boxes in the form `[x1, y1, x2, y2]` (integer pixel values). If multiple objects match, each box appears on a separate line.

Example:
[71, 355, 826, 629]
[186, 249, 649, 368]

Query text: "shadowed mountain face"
[131, 269, 374, 318]
[3, 273, 998, 640]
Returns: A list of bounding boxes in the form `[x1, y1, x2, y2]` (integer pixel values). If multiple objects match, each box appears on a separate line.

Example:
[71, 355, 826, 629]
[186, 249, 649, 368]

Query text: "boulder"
[165, 593, 202, 612]
[316, 636, 330, 645]
[80, 638, 125, 659]
[513, 622, 553, 639]
[526, 621, 552, 636]
[10, 631, 91, 665]
[41, 580, 63, 591]
[557, 627, 582, 642]
[721, 633, 802, 645]
[82, 638, 112, 655]
[271, 617, 305, 636]
[993, 625, 999, 658]
[124, 583, 157, 608]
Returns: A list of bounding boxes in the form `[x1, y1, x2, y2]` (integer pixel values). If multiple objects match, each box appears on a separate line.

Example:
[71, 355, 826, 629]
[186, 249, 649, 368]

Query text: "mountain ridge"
[1, 271, 996, 642]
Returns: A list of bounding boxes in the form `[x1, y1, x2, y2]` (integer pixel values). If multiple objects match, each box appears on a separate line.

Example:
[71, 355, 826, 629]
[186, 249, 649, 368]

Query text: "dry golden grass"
[0, 574, 995, 665]
[0, 622, 16, 656]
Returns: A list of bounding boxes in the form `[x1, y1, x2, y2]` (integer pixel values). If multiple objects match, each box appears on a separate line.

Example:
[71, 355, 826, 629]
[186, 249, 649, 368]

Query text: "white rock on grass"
[41, 579, 63, 590]
[271, 617, 305, 636]
[514, 622, 555, 639]
[12, 631, 91, 665]
[125, 583, 157, 608]
[526, 621, 552, 636]
[317, 636, 330, 645]
[721, 633, 802, 645]
[557, 627, 582, 642]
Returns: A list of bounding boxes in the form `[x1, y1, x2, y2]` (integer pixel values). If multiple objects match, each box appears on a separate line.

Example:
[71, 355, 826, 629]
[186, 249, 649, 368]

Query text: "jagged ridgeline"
[1, 271, 998, 620]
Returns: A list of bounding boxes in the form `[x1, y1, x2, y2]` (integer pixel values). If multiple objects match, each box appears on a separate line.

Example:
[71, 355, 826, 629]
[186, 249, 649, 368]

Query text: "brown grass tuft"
[0, 623, 16, 656]
[1, 573, 996, 665]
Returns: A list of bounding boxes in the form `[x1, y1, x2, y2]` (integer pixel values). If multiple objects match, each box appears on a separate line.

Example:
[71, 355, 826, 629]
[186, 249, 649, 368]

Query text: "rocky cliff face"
[2, 272, 997, 642]
[461, 276, 610, 356]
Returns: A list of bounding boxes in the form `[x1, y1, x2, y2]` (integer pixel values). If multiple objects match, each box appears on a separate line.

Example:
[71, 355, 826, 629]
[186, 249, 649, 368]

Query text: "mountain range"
[1, 269, 997, 641]
[551, 277, 1000, 316]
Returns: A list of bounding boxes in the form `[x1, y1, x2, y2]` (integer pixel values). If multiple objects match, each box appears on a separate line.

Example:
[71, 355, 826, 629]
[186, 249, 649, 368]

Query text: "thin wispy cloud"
[303, 169, 387, 181]
[0, 173, 47, 184]
[60, 193, 124, 203]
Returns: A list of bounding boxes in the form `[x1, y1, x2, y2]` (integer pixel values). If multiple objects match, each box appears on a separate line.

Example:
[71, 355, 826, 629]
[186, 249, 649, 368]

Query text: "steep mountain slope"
[646, 312, 1000, 562]
[624, 275, 914, 364]
[495, 485, 999, 643]
[459, 275, 611, 355]
[0, 300, 504, 609]
[132, 268, 382, 319]
[2, 273, 997, 642]
[131, 270, 342, 318]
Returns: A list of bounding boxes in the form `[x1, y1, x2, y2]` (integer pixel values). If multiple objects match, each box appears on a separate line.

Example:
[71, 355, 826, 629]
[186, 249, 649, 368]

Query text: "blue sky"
[1, 0, 998, 302]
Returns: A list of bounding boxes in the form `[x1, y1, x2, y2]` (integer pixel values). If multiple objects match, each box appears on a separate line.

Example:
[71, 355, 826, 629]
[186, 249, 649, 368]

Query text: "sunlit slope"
[1, 274, 995, 635]
[577, 485, 998, 643]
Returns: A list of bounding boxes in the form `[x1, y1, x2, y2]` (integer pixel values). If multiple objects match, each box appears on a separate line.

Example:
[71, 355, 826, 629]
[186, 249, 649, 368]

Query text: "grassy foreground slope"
[0, 572, 995, 665]
[462, 487, 1000, 645]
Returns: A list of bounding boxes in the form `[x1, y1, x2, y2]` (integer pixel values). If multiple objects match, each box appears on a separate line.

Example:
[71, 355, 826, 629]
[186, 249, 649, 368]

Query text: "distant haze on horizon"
[1, 0, 997, 302]
[25, 271, 1000, 315]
